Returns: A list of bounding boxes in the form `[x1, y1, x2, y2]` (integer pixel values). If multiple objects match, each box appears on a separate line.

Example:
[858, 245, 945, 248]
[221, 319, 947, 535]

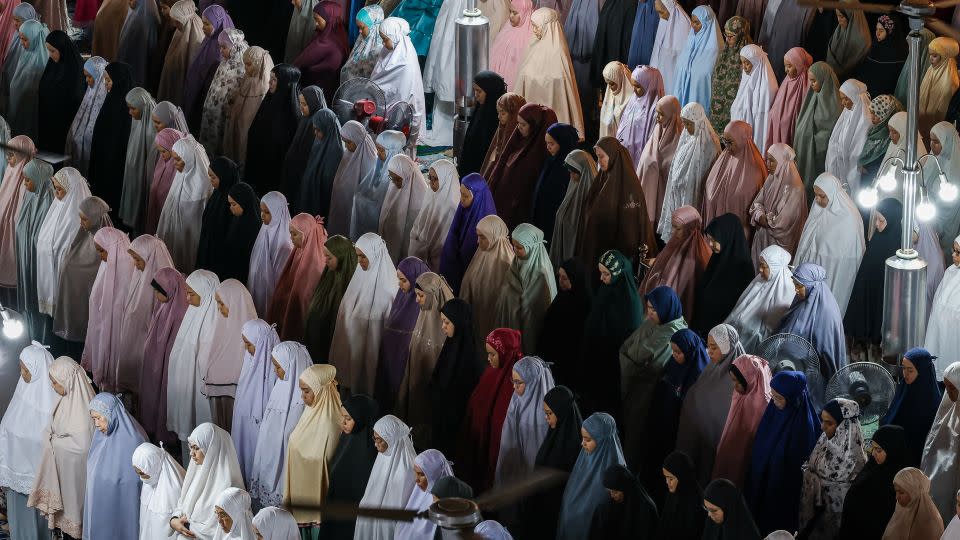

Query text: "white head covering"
[212, 487, 256, 540]
[203, 279, 258, 397]
[166, 269, 221, 440]
[35, 167, 92, 315]
[730, 44, 780, 151]
[826, 79, 872, 192]
[354, 415, 417, 539]
[0, 342, 57, 494]
[649, 0, 692, 93]
[724, 244, 795, 353]
[495, 356, 555, 485]
[599, 61, 633, 139]
[925, 235, 960, 377]
[930, 122, 960, 259]
[132, 442, 186, 515]
[408, 159, 460, 270]
[156, 135, 213, 271]
[252, 506, 299, 539]
[379, 153, 429, 262]
[248, 191, 294, 315]
[658, 102, 721, 241]
[174, 423, 244, 538]
[370, 18, 426, 143]
[794, 173, 866, 313]
[328, 120, 378, 236]
[249, 341, 313, 507]
[921, 362, 960, 523]
[394, 449, 454, 540]
[880, 111, 927, 196]
[329, 233, 398, 393]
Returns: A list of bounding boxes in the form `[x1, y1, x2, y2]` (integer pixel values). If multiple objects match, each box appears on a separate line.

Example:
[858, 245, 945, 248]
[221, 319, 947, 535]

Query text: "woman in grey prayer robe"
[350, 130, 405, 241]
[119, 88, 158, 230]
[116, 0, 160, 86]
[15, 160, 55, 340]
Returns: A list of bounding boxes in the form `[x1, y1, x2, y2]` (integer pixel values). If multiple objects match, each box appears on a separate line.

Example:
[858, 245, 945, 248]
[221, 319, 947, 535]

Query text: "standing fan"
[369, 101, 416, 147]
[825, 362, 897, 424]
[331, 78, 387, 128]
[756, 333, 827, 411]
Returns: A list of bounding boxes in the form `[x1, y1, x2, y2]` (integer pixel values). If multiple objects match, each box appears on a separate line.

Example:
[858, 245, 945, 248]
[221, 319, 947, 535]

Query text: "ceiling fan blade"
[283, 502, 423, 523]
[473, 468, 569, 511]
[796, 0, 896, 12]
[925, 17, 960, 42]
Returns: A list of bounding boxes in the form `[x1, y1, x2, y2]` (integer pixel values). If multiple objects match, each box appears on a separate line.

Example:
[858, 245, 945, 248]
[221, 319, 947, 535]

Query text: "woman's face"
[606, 76, 620, 94]
[172, 151, 185, 172]
[772, 389, 787, 410]
[871, 442, 887, 464]
[724, 29, 737, 48]
[720, 133, 737, 154]
[876, 22, 888, 41]
[299, 379, 316, 407]
[272, 357, 286, 380]
[415, 288, 426, 305]
[509, 7, 521, 26]
[356, 247, 369, 270]
[808, 71, 821, 92]
[269, 72, 278, 94]
[580, 427, 597, 453]
[532, 21, 543, 40]
[839, 91, 854, 110]
[875, 211, 888, 233]
[440, 312, 455, 338]
[931, 51, 943, 68]
[517, 116, 531, 138]
[96, 243, 108, 262]
[219, 43, 233, 60]
[704, 499, 724, 524]
[598, 263, 612, 285]
[314, 12, 326, 31]
[511, 238, 527, 259]
[45, 43, 60, 62]
[158, 146, 172, 160]
[242, 334, 255, 355]
[299, 94, 311, 117]
[243, 56, 256, 77]
[497, 105, 510, 126]
[765, 152, 778, 174]
[952, 241, 960, 267]
[670, 342, 685, 364]
[185, 284, 201, 307]
[215, 293, 230, 318]
[23, 175, 35, 193]
[460, 184, 474, 208]
[543, 401, 557, 428]
[84, 69, 95, 88]
[208, 167, 220, 189]
[662, 468, 678, 493]
[49, 373, 66, 396]
[323, 246, 339, 268]
[260, 202, 272, 224]
[644, 301, 660, 324]
[630, 77, 645, 98]
[486, 343, 499, 368]
[740, 56, 754, 75]
[473, 82, 487, 105]
[889, 125, 901, 145]
[427, 167, 440, 192]
[202, 16, 214, 36]
[758, 258, 771, 280]
[340, 406, 355, 434]
[380, 30, 394, 50]
[215, 506, 233, 533]
[654, 0, 669, 19]
[389, 171, 404, 190]
[901, 357, 918, 384]
[729, 370, 746, 394]
[784, 59, 797, 78]
[558, 267, 572, 291]
[52, 179, 66, 200]
[895, 485, 911, 507]
[821, 410, 838, 439]
[706, 335, 722, 362]
[228, 195, 243, 217]
[90, 411, 109, 433]
[931, 133, 943, 155]
[836, 9, 848, 28]
[397, 270, 411, 292]
[79, 211, 92, 232]
[18, 32, 27, 50]
[373, 431, 388, 453]
[705, 233, 721, 254]
[793, 277, 807, 300]
[682, 118, 695, 135]
[289, 225, 304, 248]
[151, 114, 165, 133]
[414, 464, 429, 491]
[512, 369, 526, 396]
[595, 146, 610, 171]
[189, 443, 205, 465]
[4, 151, 16, 167]
[357, 20, 369, 37]
[342, 135, 358, 153]
[814, 185, 829, 208]
[128, 105, 142, 120]
[545, 133, 559, 156]
[104, 71, 114, 93]
[690, 15, 702, 33]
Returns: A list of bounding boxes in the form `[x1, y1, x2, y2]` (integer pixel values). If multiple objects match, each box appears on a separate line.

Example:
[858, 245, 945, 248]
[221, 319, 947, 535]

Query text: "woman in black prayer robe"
[281, 85, 327, 204]
[531, 122, 579, 245]
[838, 424, 909, 539]
[803, 7, 839, 62]
[38, 30, 85, 153]
[320, 394, 379, 540]
[221, 182, 262, 283]
[196, 156, 240, 275]
[244, 64, 302, 194]
[691, 213, 755, 336]
[458, 71, 507, 176]
[536, 258, 592, 385]
[429, 298, 483, 456]
[87, 62, 133, 214]
[701, 478, 762, 540]
[522, 385, 584, 540]
[854, 14, 908, 96]
[588, 465, 658, 540]
[654, 451, 704, 540]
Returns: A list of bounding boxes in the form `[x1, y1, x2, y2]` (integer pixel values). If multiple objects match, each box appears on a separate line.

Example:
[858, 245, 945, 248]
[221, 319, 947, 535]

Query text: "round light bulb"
[917, 200, 937, 222]
[940, 181, 958, 203]
[878, 171, 897, 193]
[858, 187, 879, 208]
[2, 319, 23, 340]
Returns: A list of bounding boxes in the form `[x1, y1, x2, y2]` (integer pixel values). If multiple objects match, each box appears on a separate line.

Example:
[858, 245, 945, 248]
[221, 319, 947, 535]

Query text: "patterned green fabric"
[710, 16, 752, 133]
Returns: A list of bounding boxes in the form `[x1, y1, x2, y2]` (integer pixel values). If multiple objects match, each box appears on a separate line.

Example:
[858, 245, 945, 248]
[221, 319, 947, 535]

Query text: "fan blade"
[796, 0, 896, 12]
[474, 468, 568, 511]
[925, 17, 960, 42]
[932, 0, 960, 8]
[283, 502, 423, 523]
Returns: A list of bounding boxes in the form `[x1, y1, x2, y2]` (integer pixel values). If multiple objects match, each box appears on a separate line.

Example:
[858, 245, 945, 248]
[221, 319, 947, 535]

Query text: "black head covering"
[537, 258, 592, 384]
[691, 213, 754, 335]
[244, 64, 303, 194]
[854, 14, 908, 96]
[844, 197, 904, 343]
[701, 479, 762, 540]
[535, 385, 584, 471]
[803, 7, 839, 62]
[430, 298, 483, 455]
[589, 0, 637, 88]
[221, 182, 262, 282]
[323, 394, 379, 535]
[38, 30, 85, 152]
[588, 465, 659, 539]
[196, 156, 241, 274]
[838, 425, 908, 538]
[281, 85, 328, 203]
[88, 62, 134, 215]
[654, 451, 704, 540]
[532, 123, 580, 243]
[431, 476, 475, 499]
[458, 71, 508, 176]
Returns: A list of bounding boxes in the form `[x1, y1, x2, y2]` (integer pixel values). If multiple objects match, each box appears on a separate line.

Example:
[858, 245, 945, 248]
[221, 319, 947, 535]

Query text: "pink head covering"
[766, 47, 812, 149]
[138, 266, 189, 444]
[0, 0, 22, 64]
[712, 354, 772, 486]
[749, 142, 808, 257]
[82, 227, 135, 389]
[489, 0, 534, 88]
[146, 128, 186, 234]
[701, 120, 767, 235]
[268, 213, 329, 339]
[616, 65, 664, 165]
[637, 95, 682, 223]
[0, 134, 35, 286]
[640, 205, 712, 320]
[203, 279, 258, 397]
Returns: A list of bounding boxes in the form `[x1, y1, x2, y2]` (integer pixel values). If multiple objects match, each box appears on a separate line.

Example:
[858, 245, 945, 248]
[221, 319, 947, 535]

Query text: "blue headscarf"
[746, 371, 820, 534]
[775, 263, 847, 379]
[645, 285, 683, 324]
[83, 393, 147, 539]
[881, 347, 942, 466]
[556, 413, 626, 540]
[439, 173, 497, 294]
[9, 19, 49, 138]
[672, 5, 722, 109]
[666, 328, 710, 398]
[626, 0, 659, 68]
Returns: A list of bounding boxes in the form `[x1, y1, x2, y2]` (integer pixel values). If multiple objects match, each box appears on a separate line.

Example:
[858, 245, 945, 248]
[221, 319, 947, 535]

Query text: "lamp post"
[452, 0, 489, 159]
[856, 4, 960, 362]
[0, 305, 29, 419]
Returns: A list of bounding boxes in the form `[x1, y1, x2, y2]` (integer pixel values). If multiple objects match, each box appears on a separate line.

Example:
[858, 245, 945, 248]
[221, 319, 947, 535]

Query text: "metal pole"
[452, 0, 489, 160]
[900, 20, 922, 257]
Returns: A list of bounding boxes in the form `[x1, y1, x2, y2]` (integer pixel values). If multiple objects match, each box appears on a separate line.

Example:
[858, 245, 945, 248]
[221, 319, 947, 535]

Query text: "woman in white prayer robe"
[825, 79, 872, 192]
[926, 235, 960, 377]
[353, 415, 417, 540]
[724, 244, 796, 353]
[132, 442, 186, 540]
[921, 361, 960, 524]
